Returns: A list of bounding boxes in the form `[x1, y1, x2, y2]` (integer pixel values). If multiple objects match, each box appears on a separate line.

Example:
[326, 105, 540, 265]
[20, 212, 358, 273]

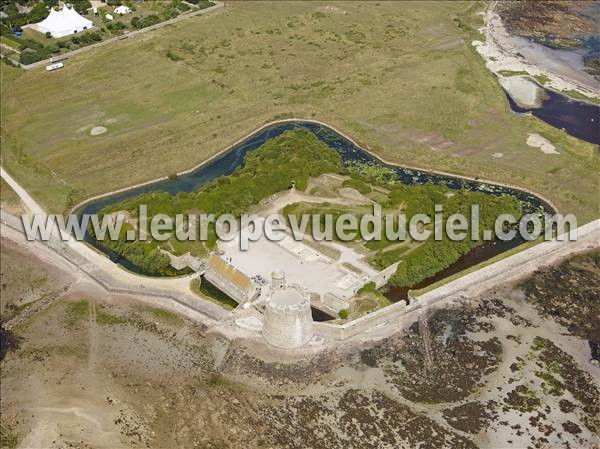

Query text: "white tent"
[34, 6, 94, 38]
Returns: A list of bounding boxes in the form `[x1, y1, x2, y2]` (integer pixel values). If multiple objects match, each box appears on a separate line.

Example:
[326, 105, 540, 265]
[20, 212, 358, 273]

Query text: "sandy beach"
[473, 2, 600, 102]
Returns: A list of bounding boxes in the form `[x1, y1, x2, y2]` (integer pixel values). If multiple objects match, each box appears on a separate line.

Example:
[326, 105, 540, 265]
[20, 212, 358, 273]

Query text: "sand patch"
[472, 7, 600, 100]
[90, 126, 108, 136]
[317, 5, 347, 14]
[527, 133, 559, 155]
[498, 76, 544, 108]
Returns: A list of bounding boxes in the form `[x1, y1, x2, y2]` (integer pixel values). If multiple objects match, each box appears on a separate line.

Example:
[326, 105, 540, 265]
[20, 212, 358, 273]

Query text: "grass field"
[1, 1, 598, 222]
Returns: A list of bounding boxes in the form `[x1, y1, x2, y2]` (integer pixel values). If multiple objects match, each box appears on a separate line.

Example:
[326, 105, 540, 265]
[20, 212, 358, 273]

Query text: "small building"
[204, 254, 257, 304]
[114, 5, 131, 15]
[33, 6, 94, 38]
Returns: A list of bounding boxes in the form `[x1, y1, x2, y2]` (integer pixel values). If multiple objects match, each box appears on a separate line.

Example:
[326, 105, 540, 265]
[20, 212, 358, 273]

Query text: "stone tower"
[262, 272, 313, 349]
[271, 270, 286, 290]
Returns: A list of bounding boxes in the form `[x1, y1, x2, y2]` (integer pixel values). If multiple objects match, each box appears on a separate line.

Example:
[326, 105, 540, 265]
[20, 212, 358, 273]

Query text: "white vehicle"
[114, 5, 131, 15]
[46, 62, 64, 71]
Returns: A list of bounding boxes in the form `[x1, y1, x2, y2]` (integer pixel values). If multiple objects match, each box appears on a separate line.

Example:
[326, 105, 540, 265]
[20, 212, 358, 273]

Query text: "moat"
[78, 120, 554, 303]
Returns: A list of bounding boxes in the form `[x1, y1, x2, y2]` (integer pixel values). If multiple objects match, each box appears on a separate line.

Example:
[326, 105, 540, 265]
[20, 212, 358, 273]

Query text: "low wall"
[314, 299, 414, 340]
[370, 261, 400, 289]
[321, 293, 349, 313]
[314, 220, 600, 340]
[0, 211, 227, 324]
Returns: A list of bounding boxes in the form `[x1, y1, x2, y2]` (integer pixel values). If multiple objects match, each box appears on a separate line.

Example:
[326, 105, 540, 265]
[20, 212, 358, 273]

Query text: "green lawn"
[1, 1, 598, 222]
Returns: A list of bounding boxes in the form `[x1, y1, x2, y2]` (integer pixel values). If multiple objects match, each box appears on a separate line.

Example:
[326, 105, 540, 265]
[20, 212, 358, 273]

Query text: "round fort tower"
[262, 271, 313, 349]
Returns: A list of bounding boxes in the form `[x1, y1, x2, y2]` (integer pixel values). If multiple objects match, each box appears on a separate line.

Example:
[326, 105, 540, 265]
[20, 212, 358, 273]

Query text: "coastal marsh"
[1, 1, 598, 221]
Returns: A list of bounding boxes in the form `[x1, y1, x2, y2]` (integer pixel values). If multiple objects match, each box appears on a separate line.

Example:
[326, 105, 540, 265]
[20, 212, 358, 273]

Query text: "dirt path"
[88, 301, 98, 372]
[260, 186, 371, 217]
[5, 285, 72, 330]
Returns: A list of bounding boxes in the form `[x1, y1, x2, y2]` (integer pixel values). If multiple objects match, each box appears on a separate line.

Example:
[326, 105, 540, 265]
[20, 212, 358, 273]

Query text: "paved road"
[20, 1, 224, 70]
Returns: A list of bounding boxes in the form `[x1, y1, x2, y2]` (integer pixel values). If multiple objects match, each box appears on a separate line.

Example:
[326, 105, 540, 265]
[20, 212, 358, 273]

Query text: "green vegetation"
[411, 237, 542, 296]
[389, 190, 520, 287]
[535, 370, 565, 396]
[0, 423, 19, 449]
[131, 15, 161, 30]
[166, 49, 183, 61]
[286, 169, 522, 287]
[188, 0, 215, 8]
[2, 1, 598, 223]
[97, 129, 341, 270]
[104, 129, 340, 217]
[350, 281, 391, 317]
[561, 89, 600, 105]
[342, 177, 372, 194]
[357, 281, 377, 295]
[531, 335, 548, 351]
[0, 178, 23, 213]
[96, 307, 128, 325]
[0, 0, 204, 65]
[64, 299, 127, 326]
[338, 309, 349, 320]
[144, 306, 184, 325]
[65, 299, 90, 325]
[92, 227, 173, 275]
[346, 161, 397, 185]
[497, 70, 530, 77]
[532, 74, 551, 85]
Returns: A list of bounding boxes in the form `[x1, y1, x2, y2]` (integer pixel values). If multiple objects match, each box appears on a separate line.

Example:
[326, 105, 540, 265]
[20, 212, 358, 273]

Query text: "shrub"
[97, 129, 343, 272]
[45, 31, 52, 39]
[163, 8, 180, 20]
[357, 281, 377, 295]
[27, 2, 50, 23]
[2, 57, 17, 67]
[166, 50, 182, 61]
[71, 0, 92, 15]
[338, 309, 349, 319]
[342, 178, 372, 194]
[21, 38, 44, 51]
[19, 47, 50, 65]
[106, 21, 126, 32]
[0, 320, 19, 360]
[89, 31, 102, 42]
[131, 15, 161, 29]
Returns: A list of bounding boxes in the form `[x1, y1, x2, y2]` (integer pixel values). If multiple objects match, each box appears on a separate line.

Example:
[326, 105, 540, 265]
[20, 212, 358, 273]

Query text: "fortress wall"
[314, 299, 413, 340]
[263, 301, 313, 349]
[315, 220, 600, 340]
